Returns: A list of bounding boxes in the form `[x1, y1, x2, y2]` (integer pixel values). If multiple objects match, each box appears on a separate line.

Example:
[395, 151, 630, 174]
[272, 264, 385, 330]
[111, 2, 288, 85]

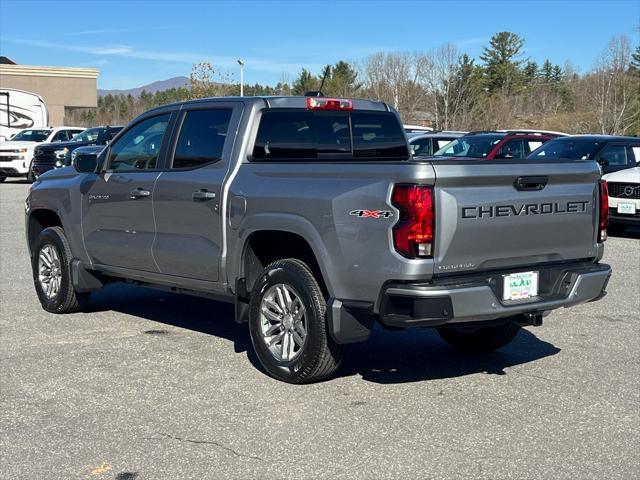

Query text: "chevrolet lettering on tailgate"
[461, 200, 590, 219]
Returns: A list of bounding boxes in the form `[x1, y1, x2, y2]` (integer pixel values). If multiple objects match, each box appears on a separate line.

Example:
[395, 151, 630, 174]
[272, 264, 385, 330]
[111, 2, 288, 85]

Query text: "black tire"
[437, 321, 521, 353]
[27, 170, 36, 183]
[248, 258, 342, 384]
[0, 176, 6, 183]
[32, 226, 90, 313]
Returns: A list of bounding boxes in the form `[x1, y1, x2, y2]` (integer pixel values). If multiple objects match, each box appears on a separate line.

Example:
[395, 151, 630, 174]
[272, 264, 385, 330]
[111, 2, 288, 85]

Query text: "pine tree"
[480, 31, 526, 92]
[631, 45, 640, 73]
[325, 61, 360, 97]
[291, 69, 318, 95]
[523, 61, 538, 83]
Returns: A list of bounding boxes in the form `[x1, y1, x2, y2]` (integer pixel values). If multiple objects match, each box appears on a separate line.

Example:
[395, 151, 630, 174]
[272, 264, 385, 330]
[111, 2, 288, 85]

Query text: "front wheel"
[248, 258, 342, 384]
[32, 226, 90, 313]
[437, 321, 521, 353]
[27, 170, 36, 183]
[0, 175, 6, 183]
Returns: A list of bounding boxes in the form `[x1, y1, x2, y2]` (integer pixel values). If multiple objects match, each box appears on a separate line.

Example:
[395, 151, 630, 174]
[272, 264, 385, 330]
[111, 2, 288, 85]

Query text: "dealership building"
[0, 56, 99, 126]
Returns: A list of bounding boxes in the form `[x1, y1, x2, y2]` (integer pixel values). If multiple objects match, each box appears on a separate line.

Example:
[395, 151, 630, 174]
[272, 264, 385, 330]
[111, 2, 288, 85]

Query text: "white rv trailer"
[0, 89, 49, 142]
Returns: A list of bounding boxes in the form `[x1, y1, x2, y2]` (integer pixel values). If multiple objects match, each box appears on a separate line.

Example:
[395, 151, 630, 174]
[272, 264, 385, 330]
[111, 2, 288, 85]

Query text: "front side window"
[172, 109, 232, 169]
[107, 114, 170, 171]
[434, 134, 504, 158]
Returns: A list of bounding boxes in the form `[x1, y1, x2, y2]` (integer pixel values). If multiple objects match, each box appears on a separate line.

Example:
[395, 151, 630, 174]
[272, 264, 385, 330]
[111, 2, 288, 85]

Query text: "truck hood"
[36, 140, 90, 152]
[602, 166, 640, 183]
[0, 140, 38, 150]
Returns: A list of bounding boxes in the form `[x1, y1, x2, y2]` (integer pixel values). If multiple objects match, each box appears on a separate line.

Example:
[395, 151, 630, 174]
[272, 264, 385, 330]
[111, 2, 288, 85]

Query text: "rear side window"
[172, 109, 232, 168]
[252, 110, 407, 161]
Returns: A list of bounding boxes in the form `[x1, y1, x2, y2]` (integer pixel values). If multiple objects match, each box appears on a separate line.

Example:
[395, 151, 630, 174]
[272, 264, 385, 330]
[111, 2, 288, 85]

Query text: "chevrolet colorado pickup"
[26, 96, 612, 383]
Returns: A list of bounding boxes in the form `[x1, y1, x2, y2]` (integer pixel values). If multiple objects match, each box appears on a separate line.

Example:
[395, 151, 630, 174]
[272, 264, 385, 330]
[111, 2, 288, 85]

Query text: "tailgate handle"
[514, 176, 548, 191]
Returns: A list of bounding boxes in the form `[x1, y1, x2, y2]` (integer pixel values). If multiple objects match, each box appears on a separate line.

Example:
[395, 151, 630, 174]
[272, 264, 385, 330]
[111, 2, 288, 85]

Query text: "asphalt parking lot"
[1, 179, 639, 480]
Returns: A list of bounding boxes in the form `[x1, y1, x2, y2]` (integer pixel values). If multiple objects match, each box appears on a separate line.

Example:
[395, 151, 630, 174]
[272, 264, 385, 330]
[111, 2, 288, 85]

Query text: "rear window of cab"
[251, 110, 408, 161]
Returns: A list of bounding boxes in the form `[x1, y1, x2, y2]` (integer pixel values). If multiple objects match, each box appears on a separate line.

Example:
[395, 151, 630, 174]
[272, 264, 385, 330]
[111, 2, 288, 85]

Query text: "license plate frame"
[617, 203, 636, 215]
[503, 271, 539, 301]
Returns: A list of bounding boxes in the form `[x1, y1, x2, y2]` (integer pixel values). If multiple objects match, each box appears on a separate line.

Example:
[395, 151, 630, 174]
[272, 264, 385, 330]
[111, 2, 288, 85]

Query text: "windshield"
[433, 134, 504, 158]
[71, 127, 105, 143]
[10, 129, 52, 142]
[528, 139, 603, 160]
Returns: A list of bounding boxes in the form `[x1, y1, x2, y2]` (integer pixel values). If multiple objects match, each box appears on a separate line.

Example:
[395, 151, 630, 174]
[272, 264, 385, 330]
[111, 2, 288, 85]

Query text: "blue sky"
[1, 0, 638, 90]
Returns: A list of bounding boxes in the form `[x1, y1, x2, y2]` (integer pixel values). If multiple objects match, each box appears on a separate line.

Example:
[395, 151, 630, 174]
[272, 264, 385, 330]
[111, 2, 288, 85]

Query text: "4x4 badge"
[350, 209, 393, 219]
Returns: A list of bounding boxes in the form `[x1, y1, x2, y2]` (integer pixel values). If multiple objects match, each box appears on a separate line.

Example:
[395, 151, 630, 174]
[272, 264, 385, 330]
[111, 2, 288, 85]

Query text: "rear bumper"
[379, 262, 611, 328]
[609, 212, 640, 226]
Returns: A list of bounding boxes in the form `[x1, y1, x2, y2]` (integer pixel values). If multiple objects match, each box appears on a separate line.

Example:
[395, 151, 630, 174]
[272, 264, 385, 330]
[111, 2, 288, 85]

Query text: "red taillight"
[599, 180, 609, 242]
[391, 185, 434, 258]
[306, 97, 353, 111]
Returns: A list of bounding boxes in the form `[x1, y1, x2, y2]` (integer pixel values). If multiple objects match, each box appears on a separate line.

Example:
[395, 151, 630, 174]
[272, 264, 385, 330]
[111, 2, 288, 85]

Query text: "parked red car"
[432, 130, 565, 159]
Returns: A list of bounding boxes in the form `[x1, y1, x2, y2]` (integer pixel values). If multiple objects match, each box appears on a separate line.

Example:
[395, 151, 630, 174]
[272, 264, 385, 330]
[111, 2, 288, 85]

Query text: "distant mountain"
[98, 76, 190, 97]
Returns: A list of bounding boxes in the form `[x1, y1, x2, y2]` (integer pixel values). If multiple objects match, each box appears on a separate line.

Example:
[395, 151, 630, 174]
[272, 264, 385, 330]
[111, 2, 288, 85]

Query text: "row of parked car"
[0, 125, 122, 182]
[0, 120, 637, 231]
[405, 127, 640, 230]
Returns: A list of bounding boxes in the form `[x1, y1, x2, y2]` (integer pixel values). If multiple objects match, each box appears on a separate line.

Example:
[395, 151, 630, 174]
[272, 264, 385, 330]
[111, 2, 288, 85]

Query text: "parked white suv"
[603, 166, 640, 231]
[0, 126, 84, 182]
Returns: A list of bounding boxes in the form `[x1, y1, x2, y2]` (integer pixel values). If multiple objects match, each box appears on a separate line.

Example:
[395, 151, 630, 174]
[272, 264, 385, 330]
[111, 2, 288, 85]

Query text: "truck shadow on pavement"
[338, 324, 560, 384]
[88, 283, 560, 385]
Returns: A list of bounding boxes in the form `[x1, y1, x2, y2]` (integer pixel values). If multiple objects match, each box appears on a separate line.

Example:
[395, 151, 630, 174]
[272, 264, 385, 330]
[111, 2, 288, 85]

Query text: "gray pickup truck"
[26, 96, 612, 383]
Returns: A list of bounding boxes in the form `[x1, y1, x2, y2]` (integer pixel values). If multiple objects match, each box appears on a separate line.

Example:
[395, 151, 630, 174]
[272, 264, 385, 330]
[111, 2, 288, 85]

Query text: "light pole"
[237, 59, 244, 97]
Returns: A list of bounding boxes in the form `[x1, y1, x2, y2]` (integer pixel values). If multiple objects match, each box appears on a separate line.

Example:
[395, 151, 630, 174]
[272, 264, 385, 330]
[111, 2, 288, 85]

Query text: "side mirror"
[73, 152, 99, 173]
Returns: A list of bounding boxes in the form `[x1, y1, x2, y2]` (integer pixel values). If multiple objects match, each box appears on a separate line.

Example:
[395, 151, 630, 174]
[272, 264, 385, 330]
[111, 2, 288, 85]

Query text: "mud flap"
[327, 298, 375, 344]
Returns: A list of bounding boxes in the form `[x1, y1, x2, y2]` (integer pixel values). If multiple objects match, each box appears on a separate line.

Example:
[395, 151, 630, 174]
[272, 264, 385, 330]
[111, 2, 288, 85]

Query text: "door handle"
[129, 187, 151, 199]
[192, 189, 216, 201]
[514, 176, 548, 191]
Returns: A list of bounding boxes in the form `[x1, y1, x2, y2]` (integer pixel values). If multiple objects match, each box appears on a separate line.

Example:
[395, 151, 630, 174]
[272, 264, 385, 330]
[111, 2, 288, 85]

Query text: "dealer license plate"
[618, 203, 636, 215]
[503, 271, 539, 301]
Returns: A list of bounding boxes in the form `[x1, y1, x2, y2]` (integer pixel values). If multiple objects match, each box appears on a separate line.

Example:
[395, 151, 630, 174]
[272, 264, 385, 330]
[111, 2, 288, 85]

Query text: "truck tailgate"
[431, 159, 601, 276]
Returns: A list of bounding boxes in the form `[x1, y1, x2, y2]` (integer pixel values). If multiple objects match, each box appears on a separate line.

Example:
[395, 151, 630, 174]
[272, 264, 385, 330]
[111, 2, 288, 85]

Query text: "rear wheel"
[32, 226, 90, 313]
[0, 176, 6, 183]
[249, 258, 342, 383]
[437, 321, 521, 353]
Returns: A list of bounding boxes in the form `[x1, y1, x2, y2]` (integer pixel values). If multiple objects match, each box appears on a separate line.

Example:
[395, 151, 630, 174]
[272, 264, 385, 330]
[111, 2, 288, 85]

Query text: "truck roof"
[144, 96, 392, 115]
